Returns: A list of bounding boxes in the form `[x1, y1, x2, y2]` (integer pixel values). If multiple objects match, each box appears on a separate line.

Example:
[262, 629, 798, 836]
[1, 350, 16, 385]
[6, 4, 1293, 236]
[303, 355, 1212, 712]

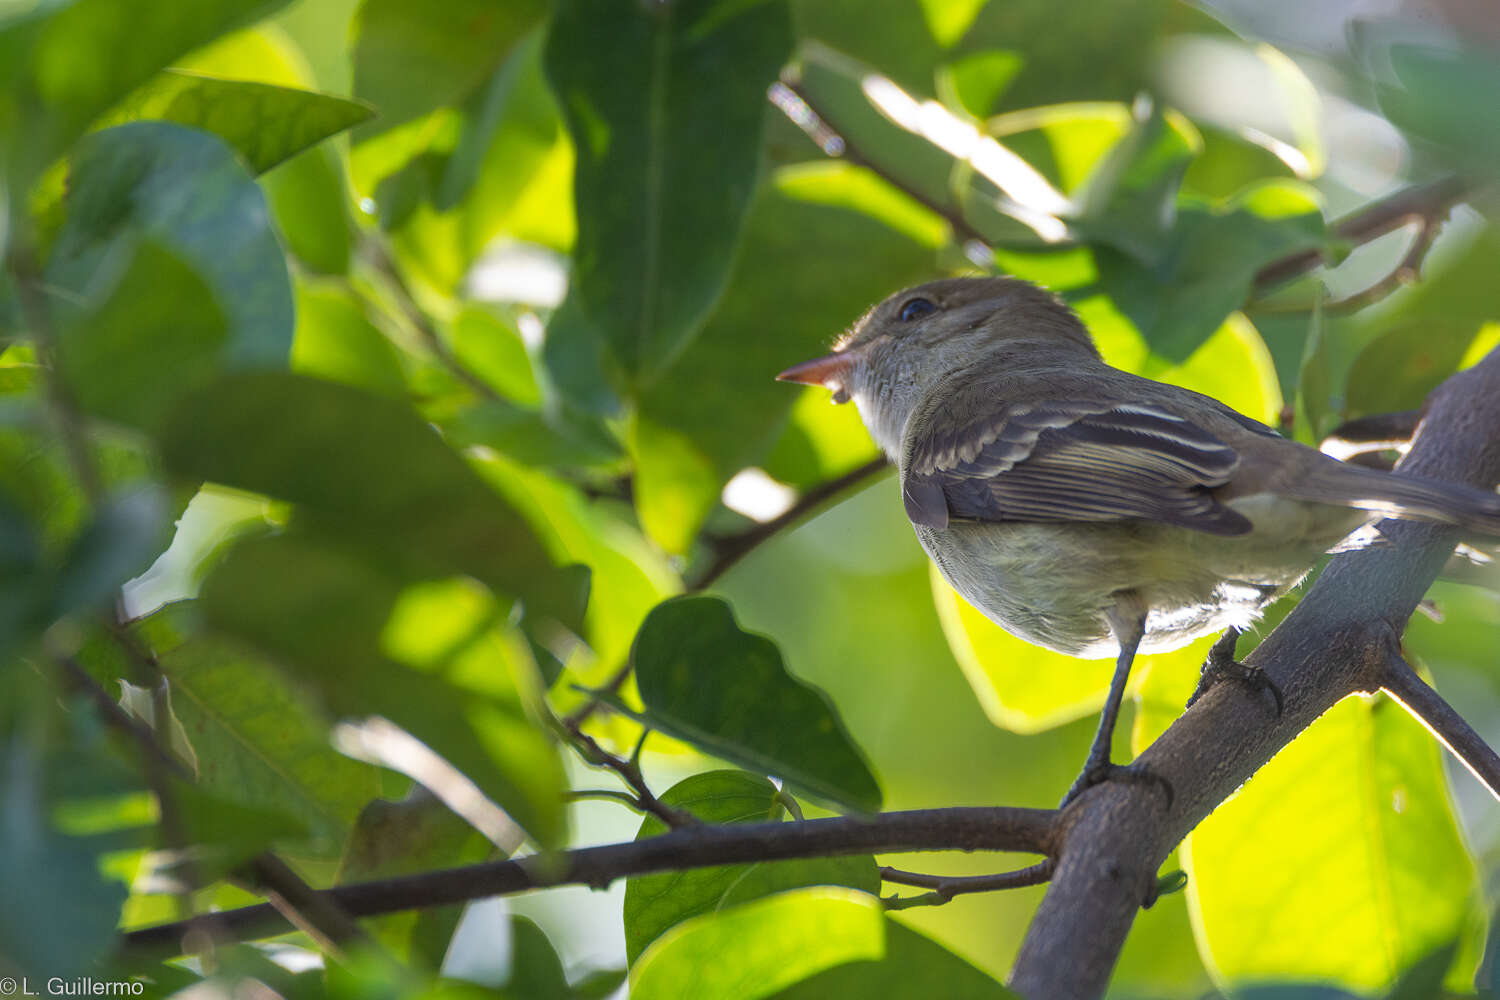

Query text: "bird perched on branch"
[778, 276, 1500, 806]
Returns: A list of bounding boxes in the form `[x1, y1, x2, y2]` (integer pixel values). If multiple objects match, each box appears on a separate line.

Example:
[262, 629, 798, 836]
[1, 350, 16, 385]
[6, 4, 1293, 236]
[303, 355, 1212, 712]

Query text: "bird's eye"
[898, 297, 937, 322]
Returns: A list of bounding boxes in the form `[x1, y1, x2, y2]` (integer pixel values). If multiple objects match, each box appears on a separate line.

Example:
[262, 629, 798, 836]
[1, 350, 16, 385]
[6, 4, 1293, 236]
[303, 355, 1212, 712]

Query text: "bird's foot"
[1186, 628, 1283, 716]
[1059, 759, 1173, 810]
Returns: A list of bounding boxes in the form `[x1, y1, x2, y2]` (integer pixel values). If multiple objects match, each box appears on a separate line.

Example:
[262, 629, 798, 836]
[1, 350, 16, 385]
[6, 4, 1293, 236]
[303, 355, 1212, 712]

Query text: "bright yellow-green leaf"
[174, 24, 314, 87]
[1183, 693, 1483, 994]
[630, 887, 886, 1000]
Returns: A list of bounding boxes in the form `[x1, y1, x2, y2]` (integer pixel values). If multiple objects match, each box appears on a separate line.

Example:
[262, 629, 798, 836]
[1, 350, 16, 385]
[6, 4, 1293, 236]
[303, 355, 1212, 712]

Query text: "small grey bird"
[778, 276, 1500, 805]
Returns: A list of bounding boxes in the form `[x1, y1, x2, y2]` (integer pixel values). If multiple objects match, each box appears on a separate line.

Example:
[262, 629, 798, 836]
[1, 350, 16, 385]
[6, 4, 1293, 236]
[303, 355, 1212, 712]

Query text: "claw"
[1187, 628, 1284, 716]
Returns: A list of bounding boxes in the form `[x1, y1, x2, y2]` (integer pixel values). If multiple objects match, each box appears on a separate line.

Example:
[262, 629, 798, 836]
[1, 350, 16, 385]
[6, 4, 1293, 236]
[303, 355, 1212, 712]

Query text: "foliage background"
[3, 0, 1500, 997]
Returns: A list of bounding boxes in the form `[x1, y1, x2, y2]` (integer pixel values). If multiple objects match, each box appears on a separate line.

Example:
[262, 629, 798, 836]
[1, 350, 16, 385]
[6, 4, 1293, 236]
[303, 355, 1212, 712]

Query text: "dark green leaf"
[55, 241, 229, 430]
[629, 596, 882, 812]
[198, 531, 568, 846]
[546, 0, 795, 381]
[501, 916, 571, 1000]
[772, 920, 1021, 999]
[171, 781, 311, 877]
[0, 491, 48, 659]
[158, 372, 586, 633]
[1374, 42, 1500, 173]
[1072, 103, 1199, 264]
[49, 123, 295, 374]
[625, 770, 878, 962]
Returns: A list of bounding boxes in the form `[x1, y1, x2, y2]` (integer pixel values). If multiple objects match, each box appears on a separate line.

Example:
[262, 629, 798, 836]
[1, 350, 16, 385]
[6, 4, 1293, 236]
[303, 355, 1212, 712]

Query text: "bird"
[777, 275, 1500, 806]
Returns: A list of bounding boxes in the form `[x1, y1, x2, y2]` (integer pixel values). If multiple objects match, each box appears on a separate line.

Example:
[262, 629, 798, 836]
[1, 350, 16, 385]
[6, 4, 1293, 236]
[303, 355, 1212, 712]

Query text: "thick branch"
[119, 804, 1057, 956]
[1010, 347, 1500, 999]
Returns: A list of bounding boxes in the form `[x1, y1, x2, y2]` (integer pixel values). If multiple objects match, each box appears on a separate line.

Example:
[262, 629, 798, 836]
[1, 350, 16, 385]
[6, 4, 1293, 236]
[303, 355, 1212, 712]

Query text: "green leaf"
[0, 0, 296, 192]
[936, 50, 1024, 119]
[624, 770, 878, 963]
[96, 614, 384, 861]
[98, 70, 372, 174]
[629, 887, 885, 1000]
[198, 531, 568, 846]
[772, 920, 1021, 999]
[629, 596, 882, 813]
[0, 491, 47, 660]
[630, 161, 937, 552]
[1183, 692, 1482, 994]
[48, 122, 295, 373]
[502, 916, 571, 1000]
[338, 790, 490, 966]
[1072, 103, 1201, 264]
[352, 0, 543, 140]
[545, 0, 795, 381]
[157, 372, 586, 633]
[1095, 179, 1325, 362]
[1373, 42, 1500, 173]
[54, 241, 229, 430]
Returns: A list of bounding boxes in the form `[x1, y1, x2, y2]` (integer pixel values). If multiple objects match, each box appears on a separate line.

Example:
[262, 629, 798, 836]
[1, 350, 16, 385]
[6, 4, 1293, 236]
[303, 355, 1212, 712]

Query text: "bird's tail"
[1285, 463, 1500, 537]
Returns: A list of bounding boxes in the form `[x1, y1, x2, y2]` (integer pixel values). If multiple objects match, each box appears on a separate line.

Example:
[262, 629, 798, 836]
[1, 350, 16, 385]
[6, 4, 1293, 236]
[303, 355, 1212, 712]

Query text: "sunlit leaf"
[629, 887, 885, 1000]
[290, 281, 408, 400]
[1183, 692, 1482, 994]
[546, 0, 795, 381]
[1072, 103, 1201, 263]
[772, 920, 1021, 999]
[628, 596, 882, 813]
[624, 770, 878, 962]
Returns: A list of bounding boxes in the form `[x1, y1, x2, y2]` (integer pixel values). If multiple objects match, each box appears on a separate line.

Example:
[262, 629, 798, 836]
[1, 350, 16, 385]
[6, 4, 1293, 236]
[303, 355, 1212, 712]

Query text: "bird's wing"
[901, 399, 1253, 535]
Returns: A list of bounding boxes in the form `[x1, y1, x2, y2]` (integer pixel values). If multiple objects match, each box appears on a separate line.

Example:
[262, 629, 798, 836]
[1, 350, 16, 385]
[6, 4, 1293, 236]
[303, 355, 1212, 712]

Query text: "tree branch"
[880, 859, 1054, 910]
[1251, 175, 1468, 293]
[1009, 346, 1500, 999]
[118, 804, 1058, 956]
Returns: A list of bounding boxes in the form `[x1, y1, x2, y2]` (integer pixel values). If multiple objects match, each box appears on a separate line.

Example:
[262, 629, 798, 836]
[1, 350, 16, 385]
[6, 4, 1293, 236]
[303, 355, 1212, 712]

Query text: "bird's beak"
[776, 351, 857, 404]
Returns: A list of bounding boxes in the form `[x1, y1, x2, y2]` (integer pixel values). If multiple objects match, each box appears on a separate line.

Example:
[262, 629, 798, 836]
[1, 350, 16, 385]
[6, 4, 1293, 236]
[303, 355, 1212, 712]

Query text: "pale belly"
[916, 494, 1374, 658]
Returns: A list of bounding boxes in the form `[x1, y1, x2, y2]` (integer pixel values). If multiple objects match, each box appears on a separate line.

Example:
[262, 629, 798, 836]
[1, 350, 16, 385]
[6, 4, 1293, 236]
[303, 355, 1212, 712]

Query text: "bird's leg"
[1186, 627, 1283, 716]
[1060, 595, 1172, 808]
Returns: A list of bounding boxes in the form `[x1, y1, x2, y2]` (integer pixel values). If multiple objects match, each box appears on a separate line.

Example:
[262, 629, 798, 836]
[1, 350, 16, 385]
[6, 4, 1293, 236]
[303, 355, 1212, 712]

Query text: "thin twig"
[1379, 648, 1500, 801]
[119, 804, 1059, 956]
[880, 859, 1054, 910]
[560, 721, 695, 828]
[1251, 175, 1467, 293]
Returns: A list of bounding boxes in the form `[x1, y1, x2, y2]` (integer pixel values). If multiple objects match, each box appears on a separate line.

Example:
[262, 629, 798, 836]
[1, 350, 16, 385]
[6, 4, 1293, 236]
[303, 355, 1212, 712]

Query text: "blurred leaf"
[1293, 303, 1331, 443]
[772, 919, 1021, 998]
[936, 50, 1023, 119]
[291, 281, 408, 399]
[631, 161, 936, 552]
[916, 0, 988, 48]
[1374, 42, 1500, 173]
[1183, 692, 1482, 994]
[0, 741, 128, 980]
[352, 0, 543, 140]
[502, 916, 571, 1000]
[198, 531, 568, 846]
[792, 0, 944, 96]
[545, 0, 794, 382]
[99, 70, 371, 174]
[446, 400, 623, 472]
[263, 146, 354, 274]
[0, 0, 295, 193]
[1072, 103, 1200, 264]
[450, 305, 540, 406]
[762, 386, 882, 490]
[627, 596, 882, 813]
[629, 887, 885, 1000]
[157, 372, 586, 633]
[338, 789, 490, 966]
[0, 493, 48, 659]
[54, 487, 168, 616]
[54, 241, 228, 430]
[171, 781, 311, 878]
[48, 123, 295, 373]
[624, 770, 878, 963]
